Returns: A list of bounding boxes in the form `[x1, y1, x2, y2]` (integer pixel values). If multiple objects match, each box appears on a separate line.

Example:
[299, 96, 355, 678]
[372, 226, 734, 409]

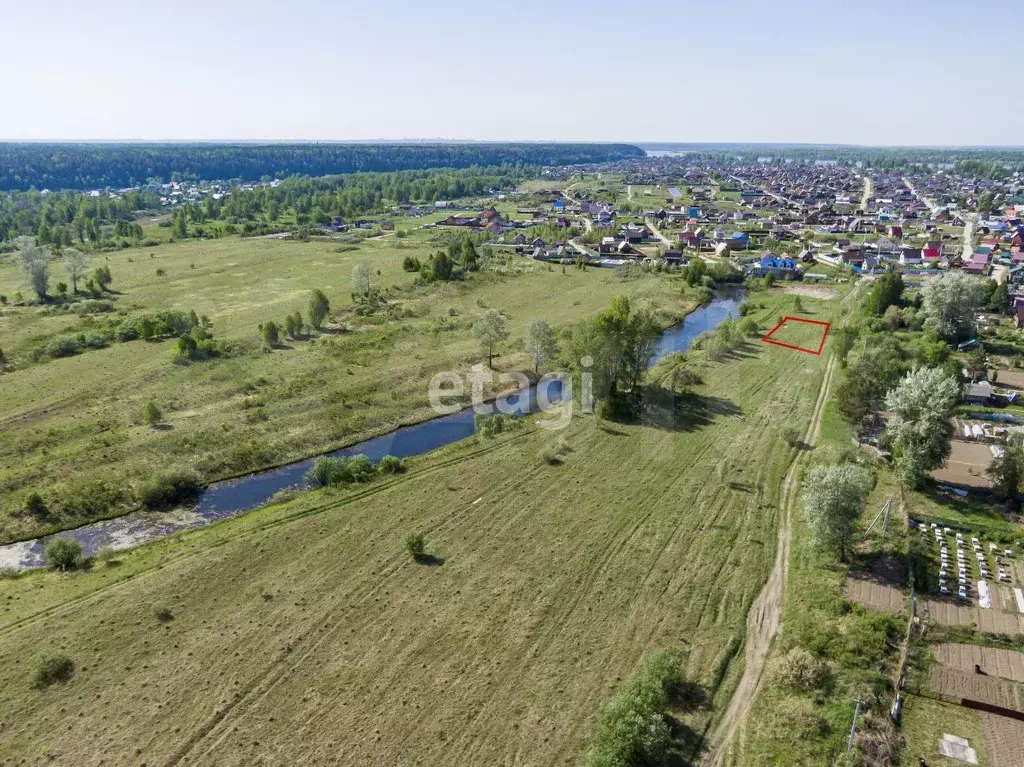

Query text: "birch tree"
[525, 318, 558, 374]
[884, 366, 959, 489]
[921, 271, 988, 341]
[801, 464, 873, 561]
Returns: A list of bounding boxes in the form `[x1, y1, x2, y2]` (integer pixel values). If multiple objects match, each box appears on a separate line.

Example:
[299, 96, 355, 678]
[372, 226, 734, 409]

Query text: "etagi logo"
[428, 357, 595, 430]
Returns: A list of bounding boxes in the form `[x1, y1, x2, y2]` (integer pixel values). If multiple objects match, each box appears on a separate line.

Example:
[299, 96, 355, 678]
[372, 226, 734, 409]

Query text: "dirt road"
[699, 354, 838, 767]
[860, 175, 873, 211]
[962, 212, 979, 261]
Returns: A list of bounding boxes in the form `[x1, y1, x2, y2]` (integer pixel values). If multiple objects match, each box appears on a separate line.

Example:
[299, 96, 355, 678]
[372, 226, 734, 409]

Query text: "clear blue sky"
[4, 0, 1020, 146]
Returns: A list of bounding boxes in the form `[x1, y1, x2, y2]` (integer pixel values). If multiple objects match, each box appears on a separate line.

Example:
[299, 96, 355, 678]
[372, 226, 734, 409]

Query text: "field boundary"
[761, 316, 831, 355]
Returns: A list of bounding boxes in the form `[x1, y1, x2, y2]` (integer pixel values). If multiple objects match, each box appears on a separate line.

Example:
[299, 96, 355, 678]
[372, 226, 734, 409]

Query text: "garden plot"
[932, 644, 1024, 682]
[931, 440, 998, 489]
[915, 521, 1018, 606]
[981, 713, 1024, 767]
[843, 576, 906, 614]
[928, 665, 1022, 711]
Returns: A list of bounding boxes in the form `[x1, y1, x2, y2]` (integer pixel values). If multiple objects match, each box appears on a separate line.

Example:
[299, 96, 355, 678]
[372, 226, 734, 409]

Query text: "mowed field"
[0, 297, 833, 766]
[0, 230, 694, 542]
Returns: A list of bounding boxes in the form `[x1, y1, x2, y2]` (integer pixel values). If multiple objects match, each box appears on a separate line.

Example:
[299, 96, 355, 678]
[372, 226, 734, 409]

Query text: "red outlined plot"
[761, 316, 831, 355]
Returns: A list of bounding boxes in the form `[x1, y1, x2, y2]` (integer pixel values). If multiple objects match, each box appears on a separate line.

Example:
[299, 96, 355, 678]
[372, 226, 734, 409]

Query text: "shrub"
[44, 538, 83, 570]
[143, 401, 162, 426]
[152, 603, 174, 621]
[60, 480, 123, 517]
[406, 533, 425, 560]
[474, 412, 520, 438]
[584, 651, 685, 767]
[402, 255, 421, 272]
[305, 456, 348, 487]
[82, 331, 107, 349]
[139, 471, 202, 509]
[24, 492, 48, 517]
[44, 335, 82, 358]
[378, 455, 407, 474]
[783, 426, 802, 447]
[346, 454, 377, 482]
[541, 447, 562, 465]
[262, 320, 280, 346]
[740, 317, 761, 337]
[31, 651, 75, 688]
[771, 647, 826, 692]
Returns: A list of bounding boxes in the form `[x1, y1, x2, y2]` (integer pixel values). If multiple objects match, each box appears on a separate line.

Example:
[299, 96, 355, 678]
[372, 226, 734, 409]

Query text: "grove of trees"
[0, 142, 646, 192]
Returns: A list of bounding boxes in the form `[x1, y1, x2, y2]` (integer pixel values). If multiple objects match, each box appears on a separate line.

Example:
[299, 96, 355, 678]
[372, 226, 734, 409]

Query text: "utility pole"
[847, 699, 865, 752]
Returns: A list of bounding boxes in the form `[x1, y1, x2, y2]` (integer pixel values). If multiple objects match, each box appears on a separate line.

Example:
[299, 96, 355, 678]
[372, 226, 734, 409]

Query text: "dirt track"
[700, 354, 838, 766]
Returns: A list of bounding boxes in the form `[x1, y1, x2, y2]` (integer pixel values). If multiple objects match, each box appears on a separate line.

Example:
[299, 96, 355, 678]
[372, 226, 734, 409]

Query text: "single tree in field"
[284, 313, 299, 338]
[19, 243, 50, 299]
[406, 533, 425, 561]
[63, 248, 89, 294]
[143, 401, 162, 427]
[262, 321, 280, 346]
[92, 265, 113, 292]
[351, 263, 373, 302]
[884, 366, 960, 490]
[525, 317, 558, 374]
[801, 464, 873, 561]
[473, 310, 509, 368]
[308, 289, 330, 330]
[988, 435, 1024, 507]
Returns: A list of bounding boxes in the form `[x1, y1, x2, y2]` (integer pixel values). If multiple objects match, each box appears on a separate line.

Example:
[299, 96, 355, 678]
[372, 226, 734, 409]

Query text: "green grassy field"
[0, 290, 838, 766]
[0, 228, 697, 543]
[900, 695, 990, 767]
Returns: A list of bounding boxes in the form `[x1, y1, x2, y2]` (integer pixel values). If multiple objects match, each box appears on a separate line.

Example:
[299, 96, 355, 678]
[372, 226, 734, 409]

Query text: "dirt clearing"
[780, 285, 840, 300]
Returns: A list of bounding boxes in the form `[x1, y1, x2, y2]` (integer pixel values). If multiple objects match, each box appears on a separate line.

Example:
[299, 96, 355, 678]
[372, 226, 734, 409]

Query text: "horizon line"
[1, 138, 1023, 150]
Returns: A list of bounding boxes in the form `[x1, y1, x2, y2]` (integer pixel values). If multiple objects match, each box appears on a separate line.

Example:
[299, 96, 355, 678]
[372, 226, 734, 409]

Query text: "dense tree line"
[0, 143, 645, 192]
[641, 145, 1024, 174]
[1, 165, 525, 244]
[0, 188, 159, 244]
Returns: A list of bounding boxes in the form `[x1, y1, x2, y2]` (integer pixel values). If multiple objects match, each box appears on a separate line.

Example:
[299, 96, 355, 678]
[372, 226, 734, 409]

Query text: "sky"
[3, 0, 1021, 146]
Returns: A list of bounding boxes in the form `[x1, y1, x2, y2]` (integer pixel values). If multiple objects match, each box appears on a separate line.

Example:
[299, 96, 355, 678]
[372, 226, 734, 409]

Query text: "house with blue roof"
[749, 253, 799, 280]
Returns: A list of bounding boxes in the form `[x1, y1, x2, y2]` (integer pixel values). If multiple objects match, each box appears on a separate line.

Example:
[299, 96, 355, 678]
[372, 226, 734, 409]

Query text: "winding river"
[0, 292, 742, 570]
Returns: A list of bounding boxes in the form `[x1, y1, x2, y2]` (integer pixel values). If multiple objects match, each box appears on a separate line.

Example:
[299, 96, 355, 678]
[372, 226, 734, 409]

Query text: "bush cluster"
[474, 412, 521, 438]
[584, 651, 686, 767]
[304, 454, 405, 487]
[139, 471, 203, 509]
[31, 651, 75, 689]
[43, 538, 83, 570]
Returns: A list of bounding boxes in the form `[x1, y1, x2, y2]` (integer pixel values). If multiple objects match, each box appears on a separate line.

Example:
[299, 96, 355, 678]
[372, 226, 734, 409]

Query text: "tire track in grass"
[699, 354, 836, 767]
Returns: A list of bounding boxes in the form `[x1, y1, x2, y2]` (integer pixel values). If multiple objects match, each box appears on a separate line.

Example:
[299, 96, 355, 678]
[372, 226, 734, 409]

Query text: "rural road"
[961, 212, 979, 262]
[700, 353, 839, 767]
[860, 175, 873, 211]
[902, 175, 939, 215]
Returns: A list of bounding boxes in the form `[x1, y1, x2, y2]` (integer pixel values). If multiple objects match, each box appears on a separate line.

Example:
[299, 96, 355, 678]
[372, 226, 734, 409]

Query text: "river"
[0, 292, 743, 570]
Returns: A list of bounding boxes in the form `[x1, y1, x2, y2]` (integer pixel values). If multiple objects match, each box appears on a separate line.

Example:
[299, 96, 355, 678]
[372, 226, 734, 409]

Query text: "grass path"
[701, 352, 839, 766]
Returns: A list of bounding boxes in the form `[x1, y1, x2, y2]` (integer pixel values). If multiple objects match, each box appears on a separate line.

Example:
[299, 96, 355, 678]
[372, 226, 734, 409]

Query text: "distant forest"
[642, 144, 1024, 178]
[0, 165, 528, 245]
[0, 143, 645, 192]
